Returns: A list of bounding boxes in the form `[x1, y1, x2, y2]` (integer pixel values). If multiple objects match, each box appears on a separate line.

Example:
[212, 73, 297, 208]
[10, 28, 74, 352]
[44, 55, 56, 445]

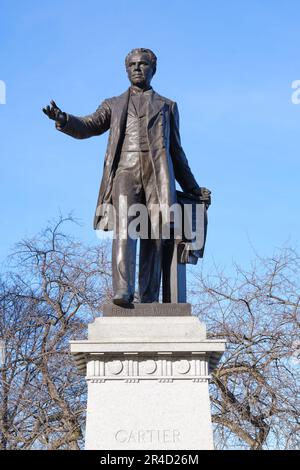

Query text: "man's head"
[125, 48, 157, 89]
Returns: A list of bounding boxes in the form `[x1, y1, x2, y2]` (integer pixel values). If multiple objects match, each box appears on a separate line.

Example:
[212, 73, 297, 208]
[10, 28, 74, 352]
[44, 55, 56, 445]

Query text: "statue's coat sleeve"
[169, 102, 199, 192]
[55, 100, 111, 139]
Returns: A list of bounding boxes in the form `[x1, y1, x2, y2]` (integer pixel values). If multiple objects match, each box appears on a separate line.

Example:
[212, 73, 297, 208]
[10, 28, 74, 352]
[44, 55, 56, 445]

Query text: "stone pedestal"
[70, 304, 225, 450]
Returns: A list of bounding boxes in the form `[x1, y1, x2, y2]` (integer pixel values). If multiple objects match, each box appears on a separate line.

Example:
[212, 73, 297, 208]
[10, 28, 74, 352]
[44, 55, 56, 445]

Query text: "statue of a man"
[43, 48, 210, 306]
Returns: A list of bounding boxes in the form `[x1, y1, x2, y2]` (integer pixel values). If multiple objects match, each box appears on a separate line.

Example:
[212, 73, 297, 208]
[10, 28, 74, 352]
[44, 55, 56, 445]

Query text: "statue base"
[70, 304, 225, 450]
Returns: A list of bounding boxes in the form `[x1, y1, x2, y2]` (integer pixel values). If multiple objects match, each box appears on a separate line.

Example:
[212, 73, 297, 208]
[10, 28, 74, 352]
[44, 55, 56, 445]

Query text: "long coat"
[56, 88, 199, 230]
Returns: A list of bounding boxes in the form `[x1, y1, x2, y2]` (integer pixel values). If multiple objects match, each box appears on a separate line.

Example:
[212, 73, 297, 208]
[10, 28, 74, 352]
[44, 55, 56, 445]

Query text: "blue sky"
[1, 0, 299, 273]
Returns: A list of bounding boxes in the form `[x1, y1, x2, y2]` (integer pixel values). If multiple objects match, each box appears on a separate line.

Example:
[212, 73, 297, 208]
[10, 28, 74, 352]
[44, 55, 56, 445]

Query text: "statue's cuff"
[55, 113, 69, 131]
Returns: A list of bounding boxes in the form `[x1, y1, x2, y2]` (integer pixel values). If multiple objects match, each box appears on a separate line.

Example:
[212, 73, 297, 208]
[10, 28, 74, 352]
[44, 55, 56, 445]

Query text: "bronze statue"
[43, 48, 210, 306]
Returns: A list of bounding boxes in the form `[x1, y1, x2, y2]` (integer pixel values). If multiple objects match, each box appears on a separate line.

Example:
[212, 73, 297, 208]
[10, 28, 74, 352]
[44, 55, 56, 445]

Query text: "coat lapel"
[113, 89, 130, 142]
[116, 89, 130, 135]
[108, 89, 130, 174]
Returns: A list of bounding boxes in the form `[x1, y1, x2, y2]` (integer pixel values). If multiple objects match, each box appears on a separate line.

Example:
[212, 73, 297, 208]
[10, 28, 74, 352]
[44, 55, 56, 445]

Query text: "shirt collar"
[130, 85, 152, 95]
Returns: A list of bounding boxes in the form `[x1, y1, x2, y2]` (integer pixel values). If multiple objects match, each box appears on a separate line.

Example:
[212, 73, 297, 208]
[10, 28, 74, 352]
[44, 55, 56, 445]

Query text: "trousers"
[112, 150, 162, 302]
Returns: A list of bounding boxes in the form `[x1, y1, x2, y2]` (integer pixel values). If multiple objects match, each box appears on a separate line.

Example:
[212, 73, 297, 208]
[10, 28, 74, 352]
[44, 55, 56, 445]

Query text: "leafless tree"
[191, 247, 300, 449]
[0, 217, 112, 449]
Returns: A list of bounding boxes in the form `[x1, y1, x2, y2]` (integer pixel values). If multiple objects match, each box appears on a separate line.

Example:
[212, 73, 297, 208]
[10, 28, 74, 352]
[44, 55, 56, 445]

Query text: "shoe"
[113, 293, 133, 307]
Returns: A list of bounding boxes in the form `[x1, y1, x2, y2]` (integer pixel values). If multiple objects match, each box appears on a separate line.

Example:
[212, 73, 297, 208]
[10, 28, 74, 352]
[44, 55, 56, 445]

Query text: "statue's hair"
[125, 48, 157, 73]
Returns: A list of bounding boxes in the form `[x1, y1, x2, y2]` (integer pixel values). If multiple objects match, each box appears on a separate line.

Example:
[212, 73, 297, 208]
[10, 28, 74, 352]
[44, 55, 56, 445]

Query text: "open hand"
[42, 100, 66, 125]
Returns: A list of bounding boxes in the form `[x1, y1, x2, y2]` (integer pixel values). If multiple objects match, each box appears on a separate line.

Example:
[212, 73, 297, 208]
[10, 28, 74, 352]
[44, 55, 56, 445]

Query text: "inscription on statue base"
[115, 429, 181, 445]
[102, 303, 191, 317]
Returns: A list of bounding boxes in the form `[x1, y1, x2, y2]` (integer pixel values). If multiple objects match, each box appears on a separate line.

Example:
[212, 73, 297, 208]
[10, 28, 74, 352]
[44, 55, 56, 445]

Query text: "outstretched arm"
[42, 99, 111, 139]
[170, 101, 211, 207]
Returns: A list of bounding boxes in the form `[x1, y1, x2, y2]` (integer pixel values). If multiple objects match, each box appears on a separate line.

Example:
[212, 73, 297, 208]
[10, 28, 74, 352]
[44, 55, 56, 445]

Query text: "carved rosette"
[86, 355, 210, 383]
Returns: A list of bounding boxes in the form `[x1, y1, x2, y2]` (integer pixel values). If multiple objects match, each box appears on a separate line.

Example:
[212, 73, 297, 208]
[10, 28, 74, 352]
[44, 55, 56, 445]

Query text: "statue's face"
[126, 52, 154, 88]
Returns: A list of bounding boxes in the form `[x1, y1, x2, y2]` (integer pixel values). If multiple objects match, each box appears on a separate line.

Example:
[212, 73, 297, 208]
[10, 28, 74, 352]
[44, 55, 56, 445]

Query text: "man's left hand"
[189, 187, 211, 207]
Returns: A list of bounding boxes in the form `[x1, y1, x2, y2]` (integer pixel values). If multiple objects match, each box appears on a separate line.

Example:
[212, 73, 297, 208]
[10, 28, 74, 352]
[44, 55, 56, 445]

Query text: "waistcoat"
[121, 90, 151, 152]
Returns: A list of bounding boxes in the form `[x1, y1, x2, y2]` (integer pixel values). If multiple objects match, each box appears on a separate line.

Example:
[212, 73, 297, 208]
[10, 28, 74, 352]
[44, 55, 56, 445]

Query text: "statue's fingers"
[50, 99, 58, 109]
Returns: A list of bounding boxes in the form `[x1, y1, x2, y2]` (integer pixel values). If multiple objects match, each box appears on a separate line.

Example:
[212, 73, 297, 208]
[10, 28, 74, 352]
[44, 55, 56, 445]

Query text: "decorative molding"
[174, 359, 190, 374]
[107, 360, 123, 375]
[140, 359, 157, 375]
[85, 355, 209, 382]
